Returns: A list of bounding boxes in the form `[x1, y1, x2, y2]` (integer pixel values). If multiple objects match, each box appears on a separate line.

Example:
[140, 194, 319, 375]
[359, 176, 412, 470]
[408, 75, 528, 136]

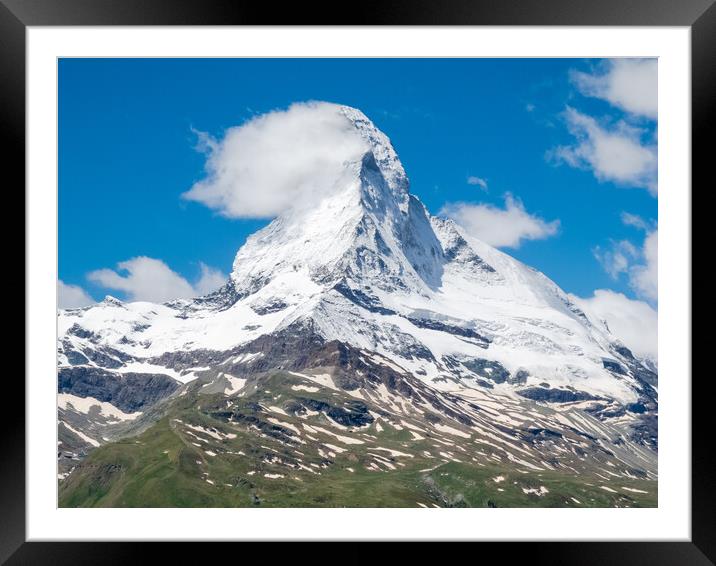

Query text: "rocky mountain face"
[57, 106, 657, 506]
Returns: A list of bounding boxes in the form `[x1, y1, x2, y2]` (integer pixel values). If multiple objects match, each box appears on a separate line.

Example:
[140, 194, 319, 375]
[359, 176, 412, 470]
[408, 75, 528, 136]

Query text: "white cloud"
[466, 176, 488, 190]
[594, 228, 658, 302]
[88, 257, 226, 303]
[58, 280, 95, 309]
[194, 262, 228, 295]
[571, 289, 657, 363]
[571, 59, 657, 119]
[183, 101, 369, 219]
[593, 239, 639, 279]
[630, 229, 658, 302]
[441, 194, 560, 249]
[549, 107, 657, 194]
[620, 211, 649, 231]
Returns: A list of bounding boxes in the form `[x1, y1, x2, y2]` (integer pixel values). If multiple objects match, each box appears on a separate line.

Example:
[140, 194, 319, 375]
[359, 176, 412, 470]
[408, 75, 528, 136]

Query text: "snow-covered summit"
[338, 105, 410, 206]
[229, 104, 442, 300]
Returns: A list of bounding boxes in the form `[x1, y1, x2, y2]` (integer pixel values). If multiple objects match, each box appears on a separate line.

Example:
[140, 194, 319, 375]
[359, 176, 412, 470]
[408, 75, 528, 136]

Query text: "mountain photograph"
[57, 58, 658, 508]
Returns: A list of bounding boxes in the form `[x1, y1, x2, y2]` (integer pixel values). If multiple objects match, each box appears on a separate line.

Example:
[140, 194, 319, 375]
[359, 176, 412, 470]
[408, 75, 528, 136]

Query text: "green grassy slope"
[59, 371, 657, 508]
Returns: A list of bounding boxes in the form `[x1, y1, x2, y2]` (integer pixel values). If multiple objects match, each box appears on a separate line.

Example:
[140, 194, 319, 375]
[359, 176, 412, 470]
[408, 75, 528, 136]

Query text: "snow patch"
[58, 393, 142, 422]
[60, 421, 100, 447]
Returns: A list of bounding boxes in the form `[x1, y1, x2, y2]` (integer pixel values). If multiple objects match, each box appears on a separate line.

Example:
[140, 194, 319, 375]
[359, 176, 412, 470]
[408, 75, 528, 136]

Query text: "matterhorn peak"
[225, 104, 444, 301]
[337, 105, 410, 203]
[62, 104, 658, 442]
[57, 101, 658, 509]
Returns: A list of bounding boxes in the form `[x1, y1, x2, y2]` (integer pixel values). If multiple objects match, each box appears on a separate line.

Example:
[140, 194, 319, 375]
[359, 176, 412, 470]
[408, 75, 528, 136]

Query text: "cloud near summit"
[88, 257, 226, 303]
[571, 289, 657, 363]
[441, 194, 560, 249]
[183, 102, 370, 219]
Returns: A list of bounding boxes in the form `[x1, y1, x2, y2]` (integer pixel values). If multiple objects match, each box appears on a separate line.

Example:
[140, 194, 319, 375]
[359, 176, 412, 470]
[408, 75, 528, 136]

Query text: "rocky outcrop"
[58, 367, 179, 413]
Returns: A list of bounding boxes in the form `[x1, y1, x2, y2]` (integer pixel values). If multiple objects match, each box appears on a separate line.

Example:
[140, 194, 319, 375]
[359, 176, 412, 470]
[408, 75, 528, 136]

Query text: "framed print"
[3, 0, 711, 562]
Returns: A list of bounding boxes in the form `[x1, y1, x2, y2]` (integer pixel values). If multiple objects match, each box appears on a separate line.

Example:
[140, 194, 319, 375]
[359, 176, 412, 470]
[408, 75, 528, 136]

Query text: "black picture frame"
[3, 0, 709, 562]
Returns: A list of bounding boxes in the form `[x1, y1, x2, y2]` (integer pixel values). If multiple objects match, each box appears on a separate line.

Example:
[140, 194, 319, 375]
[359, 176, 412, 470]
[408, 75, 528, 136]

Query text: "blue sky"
[58, 58, 657, 310]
